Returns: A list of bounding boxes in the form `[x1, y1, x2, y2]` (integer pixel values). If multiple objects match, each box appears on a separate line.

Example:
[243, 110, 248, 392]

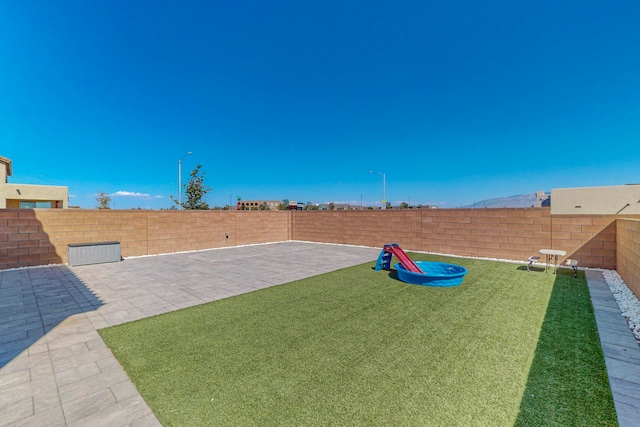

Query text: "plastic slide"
[376, 243, 424, 273]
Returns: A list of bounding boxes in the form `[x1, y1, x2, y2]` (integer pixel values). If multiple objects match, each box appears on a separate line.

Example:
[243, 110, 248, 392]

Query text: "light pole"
[369, 170, 386, 209]
[178, 151, 192, 210]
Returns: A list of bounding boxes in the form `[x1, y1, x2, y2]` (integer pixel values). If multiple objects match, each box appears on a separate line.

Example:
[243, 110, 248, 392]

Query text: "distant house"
[0, 156, 68, 209]
[283, 200, 305, 210]
[237, 200, 280, 210]
[317, 203, 350, 210]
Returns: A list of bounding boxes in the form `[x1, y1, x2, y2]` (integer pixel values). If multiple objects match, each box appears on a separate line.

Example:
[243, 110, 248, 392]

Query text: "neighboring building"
[283, 200, 305, 210]
[237, 200, 280, 210]
[551, 184, 640, 215]
[534, 191, 551, 208]
[0, 156, 68, 209]
[333, 203, 350, 210]
[316, 203, 351, 210]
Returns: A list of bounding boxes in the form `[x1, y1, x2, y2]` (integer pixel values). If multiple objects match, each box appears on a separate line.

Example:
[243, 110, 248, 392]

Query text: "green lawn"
[99, 254, 617, 426]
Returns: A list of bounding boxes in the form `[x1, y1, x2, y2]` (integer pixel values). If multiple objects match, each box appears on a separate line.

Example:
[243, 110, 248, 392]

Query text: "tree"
[328, 202, 335, 211]
[171, 164, 211, 210]
[259, 202, 269, 210]
[400, 202, 409, 209]
[385, 201, 392, 209]
[95, 192, 111, 209]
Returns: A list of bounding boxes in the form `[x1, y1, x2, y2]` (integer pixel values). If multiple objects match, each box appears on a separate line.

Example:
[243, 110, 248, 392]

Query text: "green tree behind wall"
[171, 164, 211, 210]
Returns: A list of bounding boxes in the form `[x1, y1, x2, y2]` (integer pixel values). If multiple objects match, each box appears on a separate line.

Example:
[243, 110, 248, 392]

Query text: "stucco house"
[552, 184, 640, 215]
[0, 156, 68, 209]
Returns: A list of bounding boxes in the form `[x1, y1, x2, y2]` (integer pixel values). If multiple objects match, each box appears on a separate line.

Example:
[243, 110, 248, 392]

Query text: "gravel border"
[601, 269, 640, 344]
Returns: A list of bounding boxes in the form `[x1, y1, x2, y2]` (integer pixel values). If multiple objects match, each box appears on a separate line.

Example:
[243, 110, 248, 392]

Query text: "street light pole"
[369, 170, 386, 209]
[178, 151, 192, 210]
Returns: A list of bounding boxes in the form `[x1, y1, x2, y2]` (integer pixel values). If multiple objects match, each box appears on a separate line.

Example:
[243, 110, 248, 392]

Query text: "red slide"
[384, 244, 424, 273]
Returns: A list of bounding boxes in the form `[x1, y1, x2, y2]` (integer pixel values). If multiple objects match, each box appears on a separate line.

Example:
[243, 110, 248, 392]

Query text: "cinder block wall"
[617, 219, 640, 298]
[0, 210, 63, 268]
[550, 215, 618, 268]
[1, 208, 638, 274]
[292, 209, 631, 269]
[421, 209, 550, 260]
[0, 209, 290, 270]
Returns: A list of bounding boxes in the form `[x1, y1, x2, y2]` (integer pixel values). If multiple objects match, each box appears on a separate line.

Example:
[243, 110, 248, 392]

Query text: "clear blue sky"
[2, 1, 639, 209]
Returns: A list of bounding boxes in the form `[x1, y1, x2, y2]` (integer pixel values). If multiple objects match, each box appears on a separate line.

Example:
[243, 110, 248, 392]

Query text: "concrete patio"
[1, 242, 639, 426]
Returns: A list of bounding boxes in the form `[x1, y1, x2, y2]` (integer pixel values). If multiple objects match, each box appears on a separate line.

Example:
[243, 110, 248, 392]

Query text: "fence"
[1, 208, 639, 297]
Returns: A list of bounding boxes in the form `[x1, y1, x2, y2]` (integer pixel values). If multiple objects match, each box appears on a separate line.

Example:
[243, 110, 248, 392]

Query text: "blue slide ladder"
[375, 244, 395, 271]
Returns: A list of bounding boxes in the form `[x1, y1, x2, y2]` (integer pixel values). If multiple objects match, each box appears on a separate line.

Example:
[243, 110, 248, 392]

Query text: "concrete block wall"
[420, 209, 551, 261]
[291, 208, 636, 270]
[290, 210, 423, 250]
[551, 215, 618, 268]
[294, 208, 549, 260]
[0, 209, 291, 270]
[235, 211, 290, 246]
[1, 208, 638, 276]
[617, 219, 640, 298]
[0, 210, 62, 269]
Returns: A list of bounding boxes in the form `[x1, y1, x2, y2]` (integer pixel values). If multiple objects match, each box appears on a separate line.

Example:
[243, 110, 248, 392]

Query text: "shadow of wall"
[513, 270, 617, 426]
[1, 209, 292, 268]
[0, 209, 62, 270]
[551, 215, 617, 269]
[0, 264, 103, 369]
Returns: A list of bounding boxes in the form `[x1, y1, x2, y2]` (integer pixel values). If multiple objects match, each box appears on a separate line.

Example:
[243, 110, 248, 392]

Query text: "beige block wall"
[1, 208, 638, 274]
[0, 209, 291, 270]
[291, 208, 632, 269]
[0, 210, 63, 268]
[550, 215, 619, 268]
[293, 208, 550, 261]
[617, 219, 640, 299]
[421, 209, 551, 261]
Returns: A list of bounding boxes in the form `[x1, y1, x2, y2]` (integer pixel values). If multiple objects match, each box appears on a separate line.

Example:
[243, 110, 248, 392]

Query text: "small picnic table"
[539, 249, 566, 274]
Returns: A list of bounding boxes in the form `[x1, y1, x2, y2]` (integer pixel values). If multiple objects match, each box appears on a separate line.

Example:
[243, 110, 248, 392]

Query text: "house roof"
[0, 156, 12, 177]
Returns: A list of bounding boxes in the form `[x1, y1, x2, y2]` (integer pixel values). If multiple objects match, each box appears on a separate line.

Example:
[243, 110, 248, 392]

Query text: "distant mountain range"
[462, 192, 549, 209]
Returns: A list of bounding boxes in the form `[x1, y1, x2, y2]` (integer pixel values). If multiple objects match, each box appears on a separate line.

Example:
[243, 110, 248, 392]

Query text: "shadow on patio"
[0, 265, 103, 368]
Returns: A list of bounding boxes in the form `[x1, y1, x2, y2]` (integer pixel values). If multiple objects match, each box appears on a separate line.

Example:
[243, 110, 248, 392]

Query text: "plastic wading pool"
[394, 261, 468, 287]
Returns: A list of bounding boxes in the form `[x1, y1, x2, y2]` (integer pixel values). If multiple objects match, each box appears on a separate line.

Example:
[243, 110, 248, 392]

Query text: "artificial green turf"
[98, 255, 617, 426]
[514, 268, 618, 426]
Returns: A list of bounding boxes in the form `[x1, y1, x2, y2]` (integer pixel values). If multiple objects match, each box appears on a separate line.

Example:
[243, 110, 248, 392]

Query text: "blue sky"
[2, 1, 639, 209]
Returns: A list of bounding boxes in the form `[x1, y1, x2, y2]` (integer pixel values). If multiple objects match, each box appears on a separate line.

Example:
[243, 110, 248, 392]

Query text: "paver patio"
[1, 242, 639, 426]
[0, 242, 379, 426]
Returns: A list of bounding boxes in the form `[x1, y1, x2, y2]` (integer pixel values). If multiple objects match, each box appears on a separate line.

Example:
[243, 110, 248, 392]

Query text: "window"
[19, 201, 52, 208]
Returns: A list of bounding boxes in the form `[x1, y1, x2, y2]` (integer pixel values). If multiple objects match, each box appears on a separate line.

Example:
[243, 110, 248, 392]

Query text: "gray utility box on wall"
[68, 241, 121, 267]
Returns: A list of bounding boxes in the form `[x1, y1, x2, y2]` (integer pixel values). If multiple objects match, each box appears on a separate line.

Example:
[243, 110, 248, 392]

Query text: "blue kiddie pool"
[395, 261, 468, 287]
